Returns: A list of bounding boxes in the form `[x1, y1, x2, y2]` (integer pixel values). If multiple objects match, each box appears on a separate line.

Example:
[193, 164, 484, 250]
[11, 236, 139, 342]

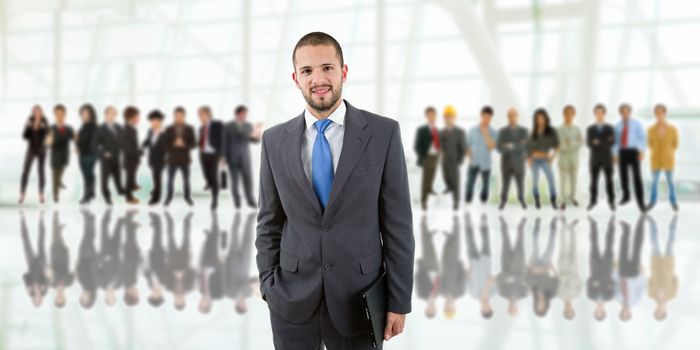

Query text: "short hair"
[563, 104, 576, 114]
[424, 106, 436, 115]
[619, 103, 632, 113]
[147, 109, 165, 121]
[654, 103, 667, 113]
[481, 105, 494, 117]
[174, 106, 186, 115]
[234, 105, 248, 115]
[198, 105, 212, 116]
[292, 31, 344, 68]
[593, 103, 607, 113]
[53, 104, 66, 113]
[123, 106, 139, 121]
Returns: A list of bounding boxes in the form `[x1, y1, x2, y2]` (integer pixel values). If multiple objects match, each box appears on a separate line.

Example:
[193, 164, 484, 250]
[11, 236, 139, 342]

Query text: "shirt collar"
[304, 100, 346, 131]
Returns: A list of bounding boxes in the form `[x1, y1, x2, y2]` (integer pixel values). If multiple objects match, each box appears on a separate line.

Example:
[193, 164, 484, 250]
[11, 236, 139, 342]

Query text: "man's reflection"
[165, 211, 195, 310]
[440, 214, 467, 320]
[526, 218, 558, 318]
[77, 209, 99, 309]
[497, 217, 527, 317]
[557, 218, 581, 320]
[50, 211, 74, 308]
[144, 212, 167, 307]
[648, 215, 678, 321]
[99, 209, 123, 307]
[225, 212, 257, 314]
[199, 211, 223, 314]
[587, 216, 615, 322]
[120, 210, 141, 306]
[20, 211, 48, 307]
[465, 213, 496, 319]
[615, 215, 646, 322]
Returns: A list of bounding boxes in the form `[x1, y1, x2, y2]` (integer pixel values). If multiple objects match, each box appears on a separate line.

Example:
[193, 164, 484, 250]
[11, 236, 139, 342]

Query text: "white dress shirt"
[301, 100, 346, 183]
[201, 121, 216, 154]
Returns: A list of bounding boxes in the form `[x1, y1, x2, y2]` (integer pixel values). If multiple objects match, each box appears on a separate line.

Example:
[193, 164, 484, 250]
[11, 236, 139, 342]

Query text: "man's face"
[620, 106, 631, 119]
[105, 108, 116, 123]
[149, 119, 162, 130]
[175, 112, 185, 124]
[236, 111, 247, 122]
[564, 108, 576, 123]
[198, 110, 210, 124]
[595, 109, 606, 123]
[481, 113, 493, 126]
[444, 114, 455, 126]
[54, 110, 65, 124]
[654, 108, 666, 121]
[507, 109, 519, 125]
[426, 111, 436, 124]
[130, 115, 140, 126]
[292, 44, 347, 113]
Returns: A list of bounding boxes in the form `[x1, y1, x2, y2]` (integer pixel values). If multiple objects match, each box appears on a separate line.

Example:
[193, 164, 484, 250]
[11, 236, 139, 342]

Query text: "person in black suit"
[163, 106, 196, 206]
[19, 105, 49, 204]
[586, 103, 616, 211]
[77, 104, 99, 204]
[197, 106, 224, 210]
[46, 104, 75, 203]
[92, 106, 125, 205]
[220, 105, 262, 209]
[413, 106, 440, 210]
[142, 110, 167, 205]
[122, 106, 142, 204]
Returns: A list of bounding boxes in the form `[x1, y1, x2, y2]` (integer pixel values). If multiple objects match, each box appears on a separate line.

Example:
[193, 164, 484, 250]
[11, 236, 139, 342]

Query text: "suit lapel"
[285, 112, 323, 214]
[324, 101, 370, 216]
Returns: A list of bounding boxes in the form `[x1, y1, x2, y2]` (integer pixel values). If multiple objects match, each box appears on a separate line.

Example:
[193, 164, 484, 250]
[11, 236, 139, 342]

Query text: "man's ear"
[292, 71, 301, 90]
[341, 64, 348, 83]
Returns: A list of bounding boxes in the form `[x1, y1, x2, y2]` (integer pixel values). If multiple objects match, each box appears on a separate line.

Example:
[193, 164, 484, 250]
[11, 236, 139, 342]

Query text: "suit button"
[322, 225, 330, 232]
[324, 264, 332, 271]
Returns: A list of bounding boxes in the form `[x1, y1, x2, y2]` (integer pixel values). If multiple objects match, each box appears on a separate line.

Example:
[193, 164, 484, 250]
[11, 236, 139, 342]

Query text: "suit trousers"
[51, 166, 66, 202]
[420, 154, 438, 204]
[500, 166, 524, 204]
[165, 164, 191, 202]
[589, 161, 614, 205]
[618, 149, 645, 210]
[100, 157, 124, 202]
[200, 153, 219, 206]
[228, 160, 255, 207]
[149, 164, 164, 202]
[268, 296, 380, 350]
[20, 150, 46, 194]
[124, 164, 139, 200]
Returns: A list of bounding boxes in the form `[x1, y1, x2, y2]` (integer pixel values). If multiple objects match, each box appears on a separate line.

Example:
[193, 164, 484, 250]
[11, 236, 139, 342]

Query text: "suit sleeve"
[255, 131, 286, 300]
[379, 121, 415, 314]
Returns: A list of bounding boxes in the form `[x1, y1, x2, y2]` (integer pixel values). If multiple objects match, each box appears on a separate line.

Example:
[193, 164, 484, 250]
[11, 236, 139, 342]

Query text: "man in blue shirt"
[465, 106, 498, 205]
[612, 103, 647, 211]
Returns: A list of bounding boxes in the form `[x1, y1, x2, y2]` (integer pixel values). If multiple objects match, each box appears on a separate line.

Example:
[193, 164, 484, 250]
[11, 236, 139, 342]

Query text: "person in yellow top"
[647, 215, 678, 321]
[647, 103, 679, 211]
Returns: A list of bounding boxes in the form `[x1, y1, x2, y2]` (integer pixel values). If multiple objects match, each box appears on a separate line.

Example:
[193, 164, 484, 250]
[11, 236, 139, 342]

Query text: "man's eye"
[302, 69, 311, 75]
[324, 67, 333, 71]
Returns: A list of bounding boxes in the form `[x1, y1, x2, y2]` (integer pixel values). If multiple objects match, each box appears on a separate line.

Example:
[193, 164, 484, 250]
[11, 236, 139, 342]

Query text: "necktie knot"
[314, 119, 333, 134]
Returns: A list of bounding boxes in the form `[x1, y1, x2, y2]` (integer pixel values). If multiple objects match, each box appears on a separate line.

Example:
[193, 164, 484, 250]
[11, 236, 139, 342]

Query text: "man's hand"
[638, 152, 644, 161]
[384, 312, 405, 341]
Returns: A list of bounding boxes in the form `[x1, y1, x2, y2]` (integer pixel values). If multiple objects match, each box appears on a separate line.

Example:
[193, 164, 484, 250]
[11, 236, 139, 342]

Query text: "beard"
[302, 83, 343, 113]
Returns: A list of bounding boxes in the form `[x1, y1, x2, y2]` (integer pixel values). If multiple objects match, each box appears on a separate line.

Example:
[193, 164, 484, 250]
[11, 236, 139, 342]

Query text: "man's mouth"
[311, 86, 331, 97]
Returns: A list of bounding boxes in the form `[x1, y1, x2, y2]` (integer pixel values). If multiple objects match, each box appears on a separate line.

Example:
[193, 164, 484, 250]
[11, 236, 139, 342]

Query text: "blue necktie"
[312, 119, 334, 210]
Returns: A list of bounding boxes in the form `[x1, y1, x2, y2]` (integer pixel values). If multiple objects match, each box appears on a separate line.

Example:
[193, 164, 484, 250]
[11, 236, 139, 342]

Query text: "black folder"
[360, 269, 387, 348]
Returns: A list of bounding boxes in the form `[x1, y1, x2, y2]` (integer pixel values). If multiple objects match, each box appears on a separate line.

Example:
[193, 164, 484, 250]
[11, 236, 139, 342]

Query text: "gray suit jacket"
[221, 120, 258, 166]
[256, 100, 414, 337]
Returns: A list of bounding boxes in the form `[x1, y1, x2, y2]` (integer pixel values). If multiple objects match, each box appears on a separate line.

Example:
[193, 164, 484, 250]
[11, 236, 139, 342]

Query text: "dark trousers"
[51, 166, 66, 202]
[165, 164, 191, 203]
[228, 160, 255, 207]
[124, 164, 139, 200]
[465, 165, 491, 203]
[499, 167, 524, 204]
[100, 157, 124, 202]
[420, 154, 439, 204]
[590, 161, 614, 205]
[200, 153, 219, 206]
[618, 149, 645, 210]
[20, 150, 46, 194]
[79, 155, 97, 200]
[268, 297, 379, 350]
[149, 164, 164, 202]
[441, 163, 460, 207]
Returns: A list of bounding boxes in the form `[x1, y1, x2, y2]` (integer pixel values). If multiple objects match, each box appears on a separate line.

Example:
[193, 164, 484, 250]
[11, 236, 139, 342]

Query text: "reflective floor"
[0, 200, 696, 349]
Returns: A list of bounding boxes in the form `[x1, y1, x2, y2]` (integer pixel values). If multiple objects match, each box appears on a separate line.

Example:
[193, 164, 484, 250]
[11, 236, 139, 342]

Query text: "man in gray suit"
[256, 32, 414, 350]
[496, 107, 529, 210]
[221, 105, 261, 209]
[439, 107, 467, 211]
